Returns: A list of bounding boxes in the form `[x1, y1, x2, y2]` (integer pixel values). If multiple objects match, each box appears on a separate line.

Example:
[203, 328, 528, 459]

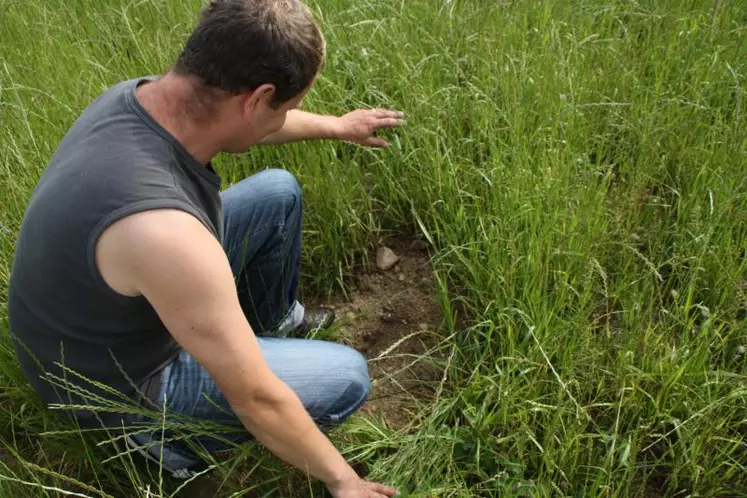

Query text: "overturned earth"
[310, 236, 444, 431]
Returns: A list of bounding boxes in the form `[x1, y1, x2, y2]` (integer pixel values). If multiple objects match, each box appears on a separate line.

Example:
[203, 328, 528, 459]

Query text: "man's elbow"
[227, 376, 295, 420]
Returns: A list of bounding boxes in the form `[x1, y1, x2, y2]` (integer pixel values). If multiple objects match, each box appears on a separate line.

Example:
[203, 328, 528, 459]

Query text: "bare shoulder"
[95, 209, 216, 296]
[95, 210, 267, 400]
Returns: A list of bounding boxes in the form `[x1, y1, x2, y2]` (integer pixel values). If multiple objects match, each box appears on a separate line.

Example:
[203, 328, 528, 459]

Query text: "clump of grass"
[1, 0, 746, 496]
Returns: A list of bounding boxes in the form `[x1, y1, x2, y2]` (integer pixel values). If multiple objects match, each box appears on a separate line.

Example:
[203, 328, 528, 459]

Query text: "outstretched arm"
[259, 108, 405, 148]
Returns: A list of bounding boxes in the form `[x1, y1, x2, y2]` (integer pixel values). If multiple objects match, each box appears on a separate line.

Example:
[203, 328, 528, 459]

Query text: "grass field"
[2, 0, 747, 496]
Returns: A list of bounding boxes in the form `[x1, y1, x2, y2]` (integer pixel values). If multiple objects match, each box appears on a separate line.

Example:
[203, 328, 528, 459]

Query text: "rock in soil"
[376, 246, 400, 271]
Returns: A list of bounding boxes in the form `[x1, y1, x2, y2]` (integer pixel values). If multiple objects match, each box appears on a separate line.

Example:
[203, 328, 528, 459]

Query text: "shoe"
[294, 308, 335, 336]
[124, 433, 206, 480]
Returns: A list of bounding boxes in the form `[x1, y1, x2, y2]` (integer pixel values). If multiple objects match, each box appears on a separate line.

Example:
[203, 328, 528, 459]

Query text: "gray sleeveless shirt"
[8, 77, 223, 426]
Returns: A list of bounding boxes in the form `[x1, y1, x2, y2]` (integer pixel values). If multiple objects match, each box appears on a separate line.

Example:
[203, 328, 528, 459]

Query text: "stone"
[376, 246, 400, 271]
[398, 273, 406, 282]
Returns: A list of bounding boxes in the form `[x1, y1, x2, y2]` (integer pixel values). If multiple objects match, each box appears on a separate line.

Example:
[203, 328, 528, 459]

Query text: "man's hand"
[328, 476, 399, 498]
[333, 108, 405, 148]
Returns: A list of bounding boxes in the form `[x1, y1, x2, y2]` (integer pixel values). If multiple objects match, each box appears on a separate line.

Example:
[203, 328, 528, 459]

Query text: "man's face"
[262, 90, 306, 138]
[223, 84, 310, 153]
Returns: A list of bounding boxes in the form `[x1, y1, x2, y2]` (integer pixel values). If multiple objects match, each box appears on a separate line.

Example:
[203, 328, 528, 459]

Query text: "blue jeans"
[128, 169, 371, 472]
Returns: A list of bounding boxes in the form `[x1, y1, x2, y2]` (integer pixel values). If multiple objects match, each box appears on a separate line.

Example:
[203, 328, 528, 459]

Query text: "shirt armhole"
[86, 199, 220, 296]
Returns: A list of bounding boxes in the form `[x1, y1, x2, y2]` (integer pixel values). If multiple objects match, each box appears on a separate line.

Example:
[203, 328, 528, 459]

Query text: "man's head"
[172, 0, 326, 150]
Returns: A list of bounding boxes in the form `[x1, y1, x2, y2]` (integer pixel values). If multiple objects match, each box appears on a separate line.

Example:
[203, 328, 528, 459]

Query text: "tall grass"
[1, 0, 746, 496]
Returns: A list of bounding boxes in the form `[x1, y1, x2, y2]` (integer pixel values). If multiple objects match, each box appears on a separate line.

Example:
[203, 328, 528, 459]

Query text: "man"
[8, 0, 403, 496]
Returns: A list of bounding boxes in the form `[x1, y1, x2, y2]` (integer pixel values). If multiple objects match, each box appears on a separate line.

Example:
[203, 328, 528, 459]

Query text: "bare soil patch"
[313, 236, 443, 431]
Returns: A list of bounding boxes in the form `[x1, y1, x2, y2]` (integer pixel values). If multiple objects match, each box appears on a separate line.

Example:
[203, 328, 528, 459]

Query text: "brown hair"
[173, 0, 325, 108]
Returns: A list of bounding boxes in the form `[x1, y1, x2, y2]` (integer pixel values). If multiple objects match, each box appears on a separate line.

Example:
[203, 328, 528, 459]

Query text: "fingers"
[370, 109, 405, 133]
[344, 108, 405, 148]
[367, 489, 394, 497]
[364, 136, 390, 148]
[369, 482, 399, 496]
[374, 108, 405, 119]
[374, 117, 406, 129]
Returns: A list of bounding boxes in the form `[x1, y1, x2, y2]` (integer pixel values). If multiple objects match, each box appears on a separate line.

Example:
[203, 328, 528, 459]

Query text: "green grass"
[2, 0, 747, 496]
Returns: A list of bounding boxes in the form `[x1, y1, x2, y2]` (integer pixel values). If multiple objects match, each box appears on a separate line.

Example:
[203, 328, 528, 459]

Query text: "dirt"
[313, 236, 443, 431]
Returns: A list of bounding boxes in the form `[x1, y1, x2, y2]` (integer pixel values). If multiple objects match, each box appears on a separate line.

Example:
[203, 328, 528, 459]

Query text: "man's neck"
[135, 73, 223, 165]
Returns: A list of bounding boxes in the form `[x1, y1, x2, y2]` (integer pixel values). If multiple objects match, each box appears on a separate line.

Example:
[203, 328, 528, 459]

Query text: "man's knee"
[262, 168, 302, 214]
[323, 346, 371, 426]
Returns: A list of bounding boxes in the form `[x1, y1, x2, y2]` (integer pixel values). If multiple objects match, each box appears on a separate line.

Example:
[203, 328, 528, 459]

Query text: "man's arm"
[95, 209, 396, 497]
[259, 108, 405, 148]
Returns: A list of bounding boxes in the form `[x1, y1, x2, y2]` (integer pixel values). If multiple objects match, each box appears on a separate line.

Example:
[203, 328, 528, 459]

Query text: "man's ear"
[244, 84, 276, 115]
